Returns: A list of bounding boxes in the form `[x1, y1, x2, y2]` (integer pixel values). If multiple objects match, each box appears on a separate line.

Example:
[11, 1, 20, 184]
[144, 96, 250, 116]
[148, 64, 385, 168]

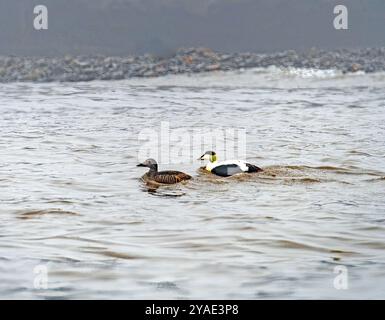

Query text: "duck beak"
[137, 163, 145, 167]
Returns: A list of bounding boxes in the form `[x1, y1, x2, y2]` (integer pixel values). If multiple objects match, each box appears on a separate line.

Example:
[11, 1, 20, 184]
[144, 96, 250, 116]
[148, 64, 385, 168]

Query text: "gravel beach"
[1, 47, 384, 83]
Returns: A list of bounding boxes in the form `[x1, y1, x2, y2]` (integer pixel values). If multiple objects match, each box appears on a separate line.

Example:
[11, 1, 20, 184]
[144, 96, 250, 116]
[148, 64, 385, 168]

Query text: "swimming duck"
[198, 151, 262, 177]
[137, 159, 192, 184]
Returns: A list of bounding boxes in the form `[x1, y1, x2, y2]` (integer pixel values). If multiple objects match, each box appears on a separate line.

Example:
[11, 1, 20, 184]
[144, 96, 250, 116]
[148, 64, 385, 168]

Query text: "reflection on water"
[0, 69, 385, 299]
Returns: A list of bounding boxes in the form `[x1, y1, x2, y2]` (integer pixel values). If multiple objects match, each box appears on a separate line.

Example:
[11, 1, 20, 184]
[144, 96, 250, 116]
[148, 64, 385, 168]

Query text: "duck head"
[137, 158, 158, 171]
[198, 151, 217, 163]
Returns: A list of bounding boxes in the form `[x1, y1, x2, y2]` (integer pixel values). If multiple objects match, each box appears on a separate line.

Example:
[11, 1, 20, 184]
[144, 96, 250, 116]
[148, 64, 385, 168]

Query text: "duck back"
[144, 170, 191, 184]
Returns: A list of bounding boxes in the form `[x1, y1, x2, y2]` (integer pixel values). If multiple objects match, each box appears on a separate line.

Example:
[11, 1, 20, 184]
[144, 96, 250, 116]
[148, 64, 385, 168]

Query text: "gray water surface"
[1, 68, 385, 299]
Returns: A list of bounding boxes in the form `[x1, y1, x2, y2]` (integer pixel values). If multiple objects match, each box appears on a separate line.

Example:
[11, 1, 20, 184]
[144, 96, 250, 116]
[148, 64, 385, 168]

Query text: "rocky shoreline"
[1, 47, 384, 83]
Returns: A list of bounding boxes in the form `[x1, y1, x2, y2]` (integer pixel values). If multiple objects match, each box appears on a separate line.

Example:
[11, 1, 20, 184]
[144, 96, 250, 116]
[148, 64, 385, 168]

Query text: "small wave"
[279, 165, 385, 177]
[348, 150, 373, 157]
[269, 239, 356, 255]
[98, 250, 142, 260]
[281, 67, 342, 79]
[286, 177, 321, 184]
[283, 165, 350, 173]
[365, 176, 385, 182]
[195, 165, 323, 184]
[17, 209, 79, 220]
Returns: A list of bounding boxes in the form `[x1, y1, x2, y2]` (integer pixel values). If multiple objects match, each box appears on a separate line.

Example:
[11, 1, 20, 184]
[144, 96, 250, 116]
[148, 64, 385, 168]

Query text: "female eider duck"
[137, 159, 191, 184]
[198, 151, 262, 177]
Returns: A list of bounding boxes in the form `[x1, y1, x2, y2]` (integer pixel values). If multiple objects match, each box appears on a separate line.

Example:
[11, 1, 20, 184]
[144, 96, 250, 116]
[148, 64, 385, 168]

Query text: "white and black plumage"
[137, 159, 192, 184]
[198, 151, 262, 177]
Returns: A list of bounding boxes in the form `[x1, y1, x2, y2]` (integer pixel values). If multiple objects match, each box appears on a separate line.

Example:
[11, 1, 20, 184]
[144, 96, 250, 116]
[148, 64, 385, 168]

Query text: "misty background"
[0, 0, 384, 56]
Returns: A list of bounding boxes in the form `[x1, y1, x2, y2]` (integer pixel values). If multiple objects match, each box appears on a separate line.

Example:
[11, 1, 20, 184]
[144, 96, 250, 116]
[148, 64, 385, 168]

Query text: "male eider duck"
[137, 159, 191, 184]
[198, 151, 262, 177]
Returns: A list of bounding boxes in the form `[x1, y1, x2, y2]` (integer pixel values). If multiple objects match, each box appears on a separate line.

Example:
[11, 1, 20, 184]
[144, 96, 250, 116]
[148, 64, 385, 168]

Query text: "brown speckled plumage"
[143, 170, 191, 184]
[137, 159, 191, 185]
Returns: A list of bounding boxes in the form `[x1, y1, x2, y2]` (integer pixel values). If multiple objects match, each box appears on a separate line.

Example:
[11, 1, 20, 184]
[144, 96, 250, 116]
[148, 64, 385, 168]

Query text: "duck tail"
[246, 163, 262, 173]
[180, 173, 192, 180]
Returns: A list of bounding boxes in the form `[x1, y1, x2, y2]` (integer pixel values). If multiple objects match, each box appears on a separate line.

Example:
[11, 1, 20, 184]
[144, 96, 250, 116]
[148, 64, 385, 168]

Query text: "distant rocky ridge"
[1, 47, 385, 83]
